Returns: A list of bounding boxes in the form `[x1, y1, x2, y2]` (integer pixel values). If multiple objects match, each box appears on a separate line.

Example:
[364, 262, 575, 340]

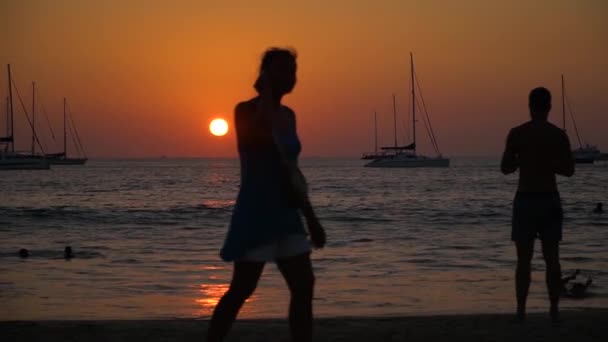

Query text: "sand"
[2, 309, 607, 341]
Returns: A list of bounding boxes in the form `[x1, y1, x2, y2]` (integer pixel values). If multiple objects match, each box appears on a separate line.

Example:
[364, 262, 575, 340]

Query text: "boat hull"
[50, 158, 88, 165]
[573, 146, 600, 164]
[0, 158, 50, 170]
[365, 156, 450, 168]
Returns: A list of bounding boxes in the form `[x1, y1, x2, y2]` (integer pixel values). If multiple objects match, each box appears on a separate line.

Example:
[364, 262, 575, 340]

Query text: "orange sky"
[1, 0, 607, 158]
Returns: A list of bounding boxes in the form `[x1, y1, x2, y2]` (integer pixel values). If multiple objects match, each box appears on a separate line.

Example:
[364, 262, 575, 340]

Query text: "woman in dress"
[207, 48, 326, 342]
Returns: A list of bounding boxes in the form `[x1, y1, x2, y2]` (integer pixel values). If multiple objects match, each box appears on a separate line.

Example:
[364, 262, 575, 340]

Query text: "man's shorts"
[512, 192, 563, 242]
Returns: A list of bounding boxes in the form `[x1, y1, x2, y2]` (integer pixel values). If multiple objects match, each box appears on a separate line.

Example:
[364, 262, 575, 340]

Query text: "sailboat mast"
[5, 96, 8, 137]
[410, 52, 416, 154]
[561, 74, 566, 131]
[63, 97, 67, 157]
[7, 65, 14, 153]
[374, 111, 378, 153]
[392, 94, 397, 148]
[32, 82, 36, 155]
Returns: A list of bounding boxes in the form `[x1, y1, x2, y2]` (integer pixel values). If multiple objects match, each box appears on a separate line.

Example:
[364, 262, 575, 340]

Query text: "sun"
[209, 118, 229, 136]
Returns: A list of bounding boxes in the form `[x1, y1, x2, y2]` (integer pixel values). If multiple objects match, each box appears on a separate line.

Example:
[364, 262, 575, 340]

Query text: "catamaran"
[365, 53, 449, 168]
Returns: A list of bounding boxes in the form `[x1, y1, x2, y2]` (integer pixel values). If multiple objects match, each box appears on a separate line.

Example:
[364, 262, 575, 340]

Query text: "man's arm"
[501, 129, 519, 175]
[555, 132, 575, 177]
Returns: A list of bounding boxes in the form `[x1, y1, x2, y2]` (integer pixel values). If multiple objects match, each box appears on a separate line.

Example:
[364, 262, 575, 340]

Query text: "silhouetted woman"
[207, 48, 326, 342]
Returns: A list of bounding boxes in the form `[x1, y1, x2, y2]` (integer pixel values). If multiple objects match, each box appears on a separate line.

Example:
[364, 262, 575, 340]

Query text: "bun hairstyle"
[254, 47, 297, 93]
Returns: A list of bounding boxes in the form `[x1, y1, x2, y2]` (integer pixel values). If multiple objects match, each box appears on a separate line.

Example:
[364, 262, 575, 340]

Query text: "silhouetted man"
[501, 87, 575, 322]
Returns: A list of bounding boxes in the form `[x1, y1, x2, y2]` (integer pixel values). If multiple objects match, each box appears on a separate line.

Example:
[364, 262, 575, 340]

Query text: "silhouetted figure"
[593, 202, 603, 214]
[501, 87, 575, 323]
[64, 246, 73, 259]
[18, 248, 29, 258]
[207, 48, 325, 342]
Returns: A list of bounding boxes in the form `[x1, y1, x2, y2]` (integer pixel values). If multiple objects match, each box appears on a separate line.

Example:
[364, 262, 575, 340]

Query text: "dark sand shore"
[3, 309, 607, 341]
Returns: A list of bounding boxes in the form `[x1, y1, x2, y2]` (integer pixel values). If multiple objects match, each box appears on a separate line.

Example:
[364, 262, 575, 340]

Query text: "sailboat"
[561, 75, 600, 164]
[45, 97, 87, 165]
[365, 53, 449, 168]
[361, 111, 388, 159]
[1, 64, 50, 170]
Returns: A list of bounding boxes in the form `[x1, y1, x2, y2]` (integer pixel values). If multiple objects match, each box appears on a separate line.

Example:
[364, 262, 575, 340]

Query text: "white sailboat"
[365, 53, 449, 168]
[561, 75, 601, 164]
[1, 64, 49, 170]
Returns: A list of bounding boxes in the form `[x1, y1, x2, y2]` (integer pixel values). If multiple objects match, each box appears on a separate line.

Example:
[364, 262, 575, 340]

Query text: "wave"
[0, 203, 233, 227]
[0, 249, 104, 260]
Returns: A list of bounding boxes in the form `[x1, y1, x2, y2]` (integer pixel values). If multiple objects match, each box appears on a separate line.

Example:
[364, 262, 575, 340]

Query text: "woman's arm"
[256, 72, 326, 248]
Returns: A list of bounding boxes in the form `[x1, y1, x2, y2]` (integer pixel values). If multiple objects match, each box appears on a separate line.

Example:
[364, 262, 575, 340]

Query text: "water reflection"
[196, 283, 229, 316]
[200, 199, 235, 209]
[195, 282, 257, 317]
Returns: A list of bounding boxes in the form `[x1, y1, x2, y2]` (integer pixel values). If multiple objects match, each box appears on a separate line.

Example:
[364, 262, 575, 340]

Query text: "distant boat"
[560, 75, 601, 164]
[1, 64, 49, 170]
[365, 53, 449, 168]
[45, 98, 87, 165]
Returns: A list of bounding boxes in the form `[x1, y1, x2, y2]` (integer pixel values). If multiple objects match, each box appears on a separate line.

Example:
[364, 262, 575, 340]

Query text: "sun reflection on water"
[196, 283, 229, 316]
[195, 281, 257, 317]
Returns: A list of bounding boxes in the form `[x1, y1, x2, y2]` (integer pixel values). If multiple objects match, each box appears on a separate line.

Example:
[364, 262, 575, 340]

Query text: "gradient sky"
[1, 0, 607, 158]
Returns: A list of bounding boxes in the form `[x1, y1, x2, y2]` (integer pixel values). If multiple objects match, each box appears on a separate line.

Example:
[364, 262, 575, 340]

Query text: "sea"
[1, 158, 606, 320]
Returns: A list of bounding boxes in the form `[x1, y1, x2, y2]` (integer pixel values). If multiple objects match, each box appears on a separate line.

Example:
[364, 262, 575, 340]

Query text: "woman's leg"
[277, 253, 315, 342]
[207, 261, 265, 342]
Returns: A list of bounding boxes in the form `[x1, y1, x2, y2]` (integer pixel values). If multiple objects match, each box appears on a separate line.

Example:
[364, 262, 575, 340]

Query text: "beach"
[3, 309, 607, 341]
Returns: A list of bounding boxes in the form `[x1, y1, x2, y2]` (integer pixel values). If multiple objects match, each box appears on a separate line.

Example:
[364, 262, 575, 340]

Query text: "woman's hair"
[254, 47, 297, 93]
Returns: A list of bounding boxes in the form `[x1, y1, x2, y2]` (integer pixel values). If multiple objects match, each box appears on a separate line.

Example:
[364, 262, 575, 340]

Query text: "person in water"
[593, 202, 603, 214]
[501, 87, 575, 322]
[18, 248, 29, 258]
[207, 48, 326, 342]
[64, 246, 73, 259]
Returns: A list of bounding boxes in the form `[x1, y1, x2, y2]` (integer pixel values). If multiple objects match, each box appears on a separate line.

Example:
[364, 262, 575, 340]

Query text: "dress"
[220, 98, 307, 261]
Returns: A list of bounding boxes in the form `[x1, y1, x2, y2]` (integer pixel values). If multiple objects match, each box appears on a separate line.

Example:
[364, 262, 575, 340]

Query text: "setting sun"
[209, 119, 229, 137]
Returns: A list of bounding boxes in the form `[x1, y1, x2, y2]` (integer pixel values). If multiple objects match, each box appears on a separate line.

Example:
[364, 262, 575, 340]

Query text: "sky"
[1, 0, 607, 158]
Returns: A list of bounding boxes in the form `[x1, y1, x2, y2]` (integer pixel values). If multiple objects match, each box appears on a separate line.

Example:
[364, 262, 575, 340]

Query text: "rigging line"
[413, 85, 439, 154]
[10, 78, 46, 154]
[564, 89, 583, 148]
[406, 83, 412, 143]
[414, 69, 441, 154]
[413, 69, 440, 152]
[65, 106, 82, 156]
[36, 90, 58, 142]
[66, 102, 86, 157]
[32, 91, 53, 153]
[414, 95, 439, 155]
[70, 107, 86, 157]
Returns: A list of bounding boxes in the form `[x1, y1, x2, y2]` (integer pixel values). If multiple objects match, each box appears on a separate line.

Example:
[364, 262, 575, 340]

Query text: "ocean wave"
[0, 203, 233, 227]
[0, 249, 104, 260]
